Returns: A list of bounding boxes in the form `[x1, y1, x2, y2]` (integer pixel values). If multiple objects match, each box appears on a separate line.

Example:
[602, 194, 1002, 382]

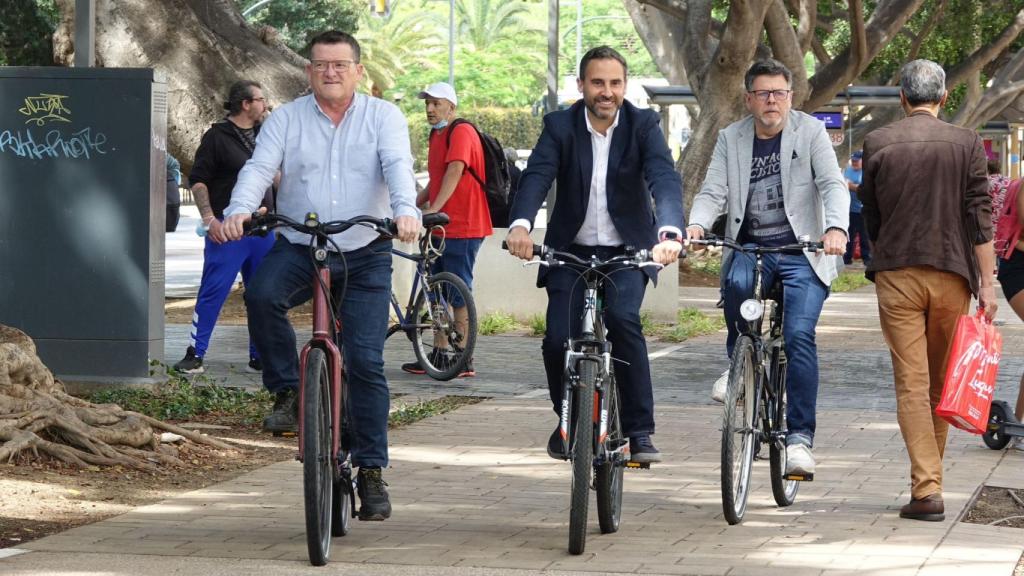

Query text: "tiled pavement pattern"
[5, 283, 1024, 574]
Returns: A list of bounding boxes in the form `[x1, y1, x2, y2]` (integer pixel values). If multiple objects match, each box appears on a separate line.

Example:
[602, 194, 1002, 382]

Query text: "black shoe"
[715, 297, 725, 309]
[401, 349, 448, 375]
[357, 467, 392, 520]
[246, 357, 263, 373]
[262, 388, 298, 433]
[172, 346, 204, 374]
[547, 427, 566, 460]
[630, 435, 662, 463]
[457, 358, 475, 378]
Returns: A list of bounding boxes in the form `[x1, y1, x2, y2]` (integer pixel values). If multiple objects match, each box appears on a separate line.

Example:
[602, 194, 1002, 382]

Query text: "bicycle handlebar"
[243, 212, 397, 238]
[686, 235, 824, 255]
[500, 241, 661, 270]
[421, 212, 449, 228]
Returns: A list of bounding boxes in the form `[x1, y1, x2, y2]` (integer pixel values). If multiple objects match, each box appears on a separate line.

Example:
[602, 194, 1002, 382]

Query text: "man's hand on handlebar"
[685, 225, 706, 251]
[224, 207, 267, 241]
[505, 226, 534, 260]
[395, 215, 419, 243]
[652, 240, 682, 265]
[820, 228, 847, 256]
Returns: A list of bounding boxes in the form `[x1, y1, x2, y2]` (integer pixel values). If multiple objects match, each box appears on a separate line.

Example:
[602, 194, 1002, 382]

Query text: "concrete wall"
[392, 228, 679, 322]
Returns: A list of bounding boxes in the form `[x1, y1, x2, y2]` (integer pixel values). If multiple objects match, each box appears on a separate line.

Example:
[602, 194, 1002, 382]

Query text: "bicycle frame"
[388, 231, 442, 334]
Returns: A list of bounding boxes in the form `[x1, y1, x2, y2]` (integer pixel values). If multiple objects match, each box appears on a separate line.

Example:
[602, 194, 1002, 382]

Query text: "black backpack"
[446, 119, 514, 227]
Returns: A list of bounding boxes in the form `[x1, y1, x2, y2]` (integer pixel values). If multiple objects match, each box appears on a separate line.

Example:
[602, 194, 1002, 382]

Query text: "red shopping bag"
[935, 310, 1002, 434]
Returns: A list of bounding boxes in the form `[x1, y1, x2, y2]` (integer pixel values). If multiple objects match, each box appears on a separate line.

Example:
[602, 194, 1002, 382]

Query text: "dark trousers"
[843, 212, 871, 264]
[541, 244, 654, 437]
[245, 237, 393, 468]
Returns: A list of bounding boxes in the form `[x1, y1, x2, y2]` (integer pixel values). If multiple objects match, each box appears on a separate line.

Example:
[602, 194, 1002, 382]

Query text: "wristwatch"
[659, 231, 682, 244]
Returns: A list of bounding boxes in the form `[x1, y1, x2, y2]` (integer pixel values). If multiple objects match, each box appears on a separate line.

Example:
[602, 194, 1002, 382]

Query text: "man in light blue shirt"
[223, 30, 419, 522]
[843, 150, 871, 265]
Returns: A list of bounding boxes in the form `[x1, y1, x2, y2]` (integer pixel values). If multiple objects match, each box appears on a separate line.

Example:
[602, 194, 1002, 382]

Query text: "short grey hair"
[900, 59, 946, 106]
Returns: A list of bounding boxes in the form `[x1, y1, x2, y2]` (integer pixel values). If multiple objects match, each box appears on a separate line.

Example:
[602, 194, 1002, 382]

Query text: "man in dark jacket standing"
[860, 59, 997, 522]
[505, 46, 684, 464]
[172, 80, 275, 374]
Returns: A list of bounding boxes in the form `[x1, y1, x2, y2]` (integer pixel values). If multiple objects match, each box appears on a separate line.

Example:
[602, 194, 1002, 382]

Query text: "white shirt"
[573, 110, 623, 246]
[227, 93, 419, 251]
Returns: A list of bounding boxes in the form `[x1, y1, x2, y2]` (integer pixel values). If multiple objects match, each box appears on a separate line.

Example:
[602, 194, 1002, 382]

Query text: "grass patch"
[89, 374, 273, 423]
[686, 251, 723, 277]
[660, 307, 727, 342]
[832, 270, 871, 293]
[640, 310, 657, 337]
[479, 311, 519, 335]
[528, 313, 546, 336]
[389, 396, 485, 428]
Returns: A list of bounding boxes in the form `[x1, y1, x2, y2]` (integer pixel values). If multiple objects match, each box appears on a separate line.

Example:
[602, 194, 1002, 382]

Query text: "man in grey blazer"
[686, 59, 849, 477]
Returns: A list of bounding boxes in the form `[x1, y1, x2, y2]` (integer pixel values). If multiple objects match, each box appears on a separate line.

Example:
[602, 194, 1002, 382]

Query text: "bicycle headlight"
[739, 299, 764, 321]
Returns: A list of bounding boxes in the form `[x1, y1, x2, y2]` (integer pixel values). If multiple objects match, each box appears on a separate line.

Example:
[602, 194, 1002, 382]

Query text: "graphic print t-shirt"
[739, 133, 797, 246]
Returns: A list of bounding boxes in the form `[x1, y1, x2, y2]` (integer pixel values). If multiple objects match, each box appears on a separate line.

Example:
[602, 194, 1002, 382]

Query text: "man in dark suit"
[505, 46, 685, 463]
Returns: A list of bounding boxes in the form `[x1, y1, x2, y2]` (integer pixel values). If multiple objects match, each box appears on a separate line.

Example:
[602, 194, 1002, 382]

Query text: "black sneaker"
[262, 388, 298, 433]
[401, 349, 448, 374]
[457, 358, 475, 378]
[715, 297, 725, 309]
[172, 346, 204, 374]
[547, 427, 566, 460]
[356, 467, 392, 521]
[629, 435, 662, 463]
[246, 357, 263, 373]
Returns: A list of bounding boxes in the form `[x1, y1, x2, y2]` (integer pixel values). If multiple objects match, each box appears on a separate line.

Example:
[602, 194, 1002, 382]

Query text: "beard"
[586, 97, 619, 120]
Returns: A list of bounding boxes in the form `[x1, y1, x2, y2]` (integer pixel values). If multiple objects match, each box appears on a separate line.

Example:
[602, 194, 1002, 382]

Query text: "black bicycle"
[688, 235, 822, 525]
[506, 242, 661, 554]
[386, 214, 478, 380]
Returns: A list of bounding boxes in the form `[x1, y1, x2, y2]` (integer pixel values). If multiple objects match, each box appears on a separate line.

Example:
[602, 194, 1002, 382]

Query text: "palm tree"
[454, 0, 532, 51]
[357, 0, 443, 92]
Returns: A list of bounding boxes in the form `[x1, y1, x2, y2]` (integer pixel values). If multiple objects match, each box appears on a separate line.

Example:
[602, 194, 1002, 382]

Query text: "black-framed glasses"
[748, 89, 792, 102]
[310, 60, 358, 73]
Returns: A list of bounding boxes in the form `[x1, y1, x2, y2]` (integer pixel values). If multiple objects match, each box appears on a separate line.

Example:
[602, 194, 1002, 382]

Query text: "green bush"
[407, 107, 542, 171]
[479, 311, 518, 335]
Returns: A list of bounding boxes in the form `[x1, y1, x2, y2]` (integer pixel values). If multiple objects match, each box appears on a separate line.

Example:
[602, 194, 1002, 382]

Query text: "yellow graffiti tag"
[18, 93, 72, 126]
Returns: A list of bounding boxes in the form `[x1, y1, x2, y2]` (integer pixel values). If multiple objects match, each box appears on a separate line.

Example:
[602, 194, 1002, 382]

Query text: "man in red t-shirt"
[404, 82, 493, 377]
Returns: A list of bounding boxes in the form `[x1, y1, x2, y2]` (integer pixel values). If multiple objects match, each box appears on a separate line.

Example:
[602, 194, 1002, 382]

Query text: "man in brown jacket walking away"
[860, 59, 997, 522]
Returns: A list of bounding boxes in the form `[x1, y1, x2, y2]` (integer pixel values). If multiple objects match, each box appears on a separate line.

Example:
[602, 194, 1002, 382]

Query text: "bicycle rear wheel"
[595, 372, 623, 534]
[412, 271, 477, 380]
[768, 347, 799, 507]
[568, 358, 596, 555]
[721, 335, 758, 525]
[303, 348, 333, 566]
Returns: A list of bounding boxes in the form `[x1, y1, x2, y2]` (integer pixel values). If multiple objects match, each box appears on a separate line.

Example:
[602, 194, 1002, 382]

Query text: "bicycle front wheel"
[303, 348, 333, 566]
[768, 346, 799, 507]
[412, 271, 477, 380]
[595, 372, 623, 534]
[568, 358, 596, 555]
[721, 335, 758, 525]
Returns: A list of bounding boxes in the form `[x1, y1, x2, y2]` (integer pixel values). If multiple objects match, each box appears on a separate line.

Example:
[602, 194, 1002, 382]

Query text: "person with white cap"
[401, 82, 492, 377]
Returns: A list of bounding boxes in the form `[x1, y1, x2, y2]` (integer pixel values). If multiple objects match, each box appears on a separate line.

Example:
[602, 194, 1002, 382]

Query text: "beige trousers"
[876, 267, 970, 499]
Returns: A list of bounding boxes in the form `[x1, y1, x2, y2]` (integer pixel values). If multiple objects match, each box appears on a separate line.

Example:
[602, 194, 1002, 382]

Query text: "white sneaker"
[785, 444, 816, 475]
[711, 369, 729, 403]
[1011, 438, 1024, 451]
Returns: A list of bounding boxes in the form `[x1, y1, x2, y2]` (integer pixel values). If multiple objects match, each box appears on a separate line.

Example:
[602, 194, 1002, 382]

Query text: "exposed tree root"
[0, 324, 240, 471]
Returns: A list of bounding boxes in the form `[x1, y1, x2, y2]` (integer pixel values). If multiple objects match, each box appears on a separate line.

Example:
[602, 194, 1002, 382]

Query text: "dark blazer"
[510, 100, 685, 284]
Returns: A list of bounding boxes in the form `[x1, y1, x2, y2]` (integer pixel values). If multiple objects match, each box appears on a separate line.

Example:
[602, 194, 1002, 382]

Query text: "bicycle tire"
[721, 335, 757, 525]
[568, 358, 596, 555]
[768, 346, 799, 507]
[595, 371, 623, 534]
[412, 271, 477, 380]
[303, 348, 333, 566]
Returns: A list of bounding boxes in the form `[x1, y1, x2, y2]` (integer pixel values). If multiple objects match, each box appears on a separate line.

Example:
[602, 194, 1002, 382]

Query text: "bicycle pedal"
[784, 473, 812, 481]
[625, 461, 650, 470]
[272, 431, 297, 438]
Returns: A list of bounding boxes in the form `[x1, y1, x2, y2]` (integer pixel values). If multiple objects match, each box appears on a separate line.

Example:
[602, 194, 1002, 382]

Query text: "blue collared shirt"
[227, 93, 419, 250]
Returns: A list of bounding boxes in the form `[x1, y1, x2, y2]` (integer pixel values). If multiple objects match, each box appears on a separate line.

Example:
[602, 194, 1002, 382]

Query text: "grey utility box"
[0, 67, 167, 387]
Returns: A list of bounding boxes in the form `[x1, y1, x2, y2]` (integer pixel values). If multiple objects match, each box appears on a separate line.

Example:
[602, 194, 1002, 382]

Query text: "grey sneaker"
[172, 346, 204, 374]
[357, 467, 392, 521]
[712, 369, 729, 403]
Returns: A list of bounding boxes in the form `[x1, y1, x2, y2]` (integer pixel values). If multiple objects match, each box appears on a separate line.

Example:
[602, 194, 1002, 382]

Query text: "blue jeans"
[430, 237, 483, 308]
[542, 245, 654, 437]
[724, 249, 828, 447]
[245, 237, 393, 468]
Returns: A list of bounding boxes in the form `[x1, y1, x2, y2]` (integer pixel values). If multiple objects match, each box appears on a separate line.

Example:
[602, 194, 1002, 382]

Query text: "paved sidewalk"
[5, 256, 1024, 573]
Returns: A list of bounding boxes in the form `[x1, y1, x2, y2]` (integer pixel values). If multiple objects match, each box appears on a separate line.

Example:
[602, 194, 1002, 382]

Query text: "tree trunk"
[52, 0, 308, 175]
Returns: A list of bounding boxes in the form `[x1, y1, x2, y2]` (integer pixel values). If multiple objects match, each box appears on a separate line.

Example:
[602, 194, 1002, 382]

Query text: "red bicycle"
[246, 211, 446, 566]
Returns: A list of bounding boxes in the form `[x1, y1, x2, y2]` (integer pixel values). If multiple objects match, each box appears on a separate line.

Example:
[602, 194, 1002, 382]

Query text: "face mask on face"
[431, 119, 449, 131]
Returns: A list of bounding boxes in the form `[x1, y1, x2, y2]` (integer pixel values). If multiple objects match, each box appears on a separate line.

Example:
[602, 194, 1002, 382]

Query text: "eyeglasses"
[748, 89, 792, 102]
[248, 97, 266, 103]
[310, 60, 358, 73]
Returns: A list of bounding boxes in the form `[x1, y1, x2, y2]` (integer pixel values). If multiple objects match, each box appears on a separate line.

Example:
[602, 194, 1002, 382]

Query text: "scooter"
[982, 400, 1024, 449]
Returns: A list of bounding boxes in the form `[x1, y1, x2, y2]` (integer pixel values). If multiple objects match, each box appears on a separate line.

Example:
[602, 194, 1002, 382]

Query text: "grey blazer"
[689, 110, 850, 285]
